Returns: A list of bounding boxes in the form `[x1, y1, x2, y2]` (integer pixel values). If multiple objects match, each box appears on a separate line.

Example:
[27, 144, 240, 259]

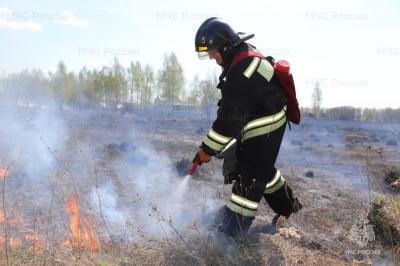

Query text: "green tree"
[90, 69, 105, 105]
[51, 61, 74, 105]
[187, 75, 201, 105]
[128, 61, 145, 105]
[142, 64, 155, 105]
[77, 67, 91, 101]
[111, 57, 127, 105]
[192, 74, 219, 121]
[158, 52, 185, 103]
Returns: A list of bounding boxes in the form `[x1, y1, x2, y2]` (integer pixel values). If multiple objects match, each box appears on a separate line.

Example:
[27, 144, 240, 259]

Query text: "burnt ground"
[1, 108, 400, 265]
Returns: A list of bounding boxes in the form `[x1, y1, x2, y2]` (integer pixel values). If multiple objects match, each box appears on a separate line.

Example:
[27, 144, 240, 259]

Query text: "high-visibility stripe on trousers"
[264, 169, 286, 194]
[226, 169, 286, 217]
[226, 193, 259, 217]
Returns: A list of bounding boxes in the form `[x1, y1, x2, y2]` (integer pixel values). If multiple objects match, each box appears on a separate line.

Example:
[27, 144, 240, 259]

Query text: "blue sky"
[1, 0, 399, 108]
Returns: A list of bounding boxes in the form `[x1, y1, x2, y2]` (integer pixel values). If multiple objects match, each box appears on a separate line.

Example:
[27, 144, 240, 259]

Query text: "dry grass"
[384, 166, 400, 191]
[119, 232, 268, 266]
[368, 195, 400, 262]
[269, 233, 347, 266]
[0, 234, 273, 265]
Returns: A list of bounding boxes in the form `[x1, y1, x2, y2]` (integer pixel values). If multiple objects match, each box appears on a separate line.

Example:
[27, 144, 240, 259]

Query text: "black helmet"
[195, 17, 254, 59]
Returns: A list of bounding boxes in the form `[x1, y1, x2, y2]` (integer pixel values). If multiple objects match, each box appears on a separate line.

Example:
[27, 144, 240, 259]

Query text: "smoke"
[0, 93, 70, 246]
[0, 87, 223, 245]
[0, 98, 67, 180]
[90, 183, 126, 226]
[89, 128, 224, 238]
[90, 182, 126, 227]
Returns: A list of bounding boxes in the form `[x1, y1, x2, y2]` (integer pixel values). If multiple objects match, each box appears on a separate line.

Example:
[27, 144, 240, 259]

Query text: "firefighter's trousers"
[219, 123, 302, 237]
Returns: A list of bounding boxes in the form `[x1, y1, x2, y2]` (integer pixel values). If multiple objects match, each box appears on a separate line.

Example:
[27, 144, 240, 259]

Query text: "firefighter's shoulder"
[228, 56, 274, 81]
[227, 56, 254, 76]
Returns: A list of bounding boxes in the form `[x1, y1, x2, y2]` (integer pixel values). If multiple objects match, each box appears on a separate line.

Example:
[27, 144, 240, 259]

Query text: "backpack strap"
[227, 50, 266, 74]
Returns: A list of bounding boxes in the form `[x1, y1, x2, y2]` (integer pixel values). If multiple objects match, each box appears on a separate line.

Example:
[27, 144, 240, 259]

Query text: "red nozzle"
[188, 160, 199, 176]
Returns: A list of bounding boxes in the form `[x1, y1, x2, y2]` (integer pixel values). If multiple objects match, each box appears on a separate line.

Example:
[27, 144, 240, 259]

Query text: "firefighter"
[192, 17, 302, 237]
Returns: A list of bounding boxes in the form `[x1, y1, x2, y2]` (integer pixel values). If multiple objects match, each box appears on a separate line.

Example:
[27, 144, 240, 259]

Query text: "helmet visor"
[197, 51, 210, 60]
[196, 48, 218, 60]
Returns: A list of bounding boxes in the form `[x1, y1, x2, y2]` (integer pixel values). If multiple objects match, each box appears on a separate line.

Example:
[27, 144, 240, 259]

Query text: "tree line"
[0, 53, 219, 113]
[301, 106, 400, 123]
[308, 81, 400, 122]
[1, 54, 399, 123]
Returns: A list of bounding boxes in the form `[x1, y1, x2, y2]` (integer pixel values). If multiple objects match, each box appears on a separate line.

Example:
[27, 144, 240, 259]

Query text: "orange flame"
[64, 194, 99, 251]
[10, 237, 21, 247]
[0, 211, 34, 250]
[0, 167, 8, 178]
[25, 233, 42, 253]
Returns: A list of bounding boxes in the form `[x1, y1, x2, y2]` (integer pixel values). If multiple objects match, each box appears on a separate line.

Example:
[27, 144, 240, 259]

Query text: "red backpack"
[227, 50, 301, 125]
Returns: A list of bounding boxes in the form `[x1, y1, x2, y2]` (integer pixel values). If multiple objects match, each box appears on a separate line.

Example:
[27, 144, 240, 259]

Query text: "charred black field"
[1, 106, 400, 265]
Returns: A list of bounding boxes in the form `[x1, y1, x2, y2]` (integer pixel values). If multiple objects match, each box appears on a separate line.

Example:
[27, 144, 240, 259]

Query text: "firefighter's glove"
[193, 148, 212, 165]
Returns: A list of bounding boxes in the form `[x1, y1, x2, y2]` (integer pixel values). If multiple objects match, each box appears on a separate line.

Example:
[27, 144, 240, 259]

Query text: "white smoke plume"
[90, 128, 224, 239]
[0, 99, 67, 179]
[90, 181, 126, 227]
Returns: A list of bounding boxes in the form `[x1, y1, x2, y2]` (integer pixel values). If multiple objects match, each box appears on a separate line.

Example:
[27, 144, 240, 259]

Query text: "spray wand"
[187, 160, 199, 176]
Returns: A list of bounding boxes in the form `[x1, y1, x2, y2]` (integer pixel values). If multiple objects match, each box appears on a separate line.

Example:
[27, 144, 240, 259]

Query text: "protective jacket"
[202, 42, 287, 175]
